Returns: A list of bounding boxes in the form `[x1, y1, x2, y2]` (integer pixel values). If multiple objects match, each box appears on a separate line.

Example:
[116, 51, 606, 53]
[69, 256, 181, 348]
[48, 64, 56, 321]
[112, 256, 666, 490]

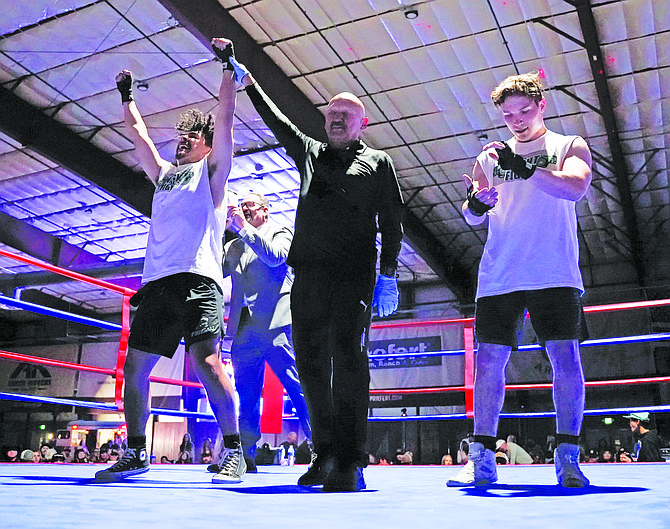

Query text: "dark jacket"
[634, 429, 665, 462]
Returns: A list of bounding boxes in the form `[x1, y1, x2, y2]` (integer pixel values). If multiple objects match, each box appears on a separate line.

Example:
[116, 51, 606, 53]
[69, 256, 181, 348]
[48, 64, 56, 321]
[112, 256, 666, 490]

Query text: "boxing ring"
[1, 248, 669, 529]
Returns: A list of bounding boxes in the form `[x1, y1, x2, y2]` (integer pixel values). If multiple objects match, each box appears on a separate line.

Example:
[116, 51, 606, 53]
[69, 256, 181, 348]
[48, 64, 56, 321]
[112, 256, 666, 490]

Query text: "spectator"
[496, 437, 533, 465]
[175, 451, 192, 464]
[587, 448, 599, 463]
[160, 456, 173, 465]
[441, 454, 454, 465]
[597, 448, 614, 463]
[39, 444, 51, 461]
[78, 440, 90, 456]
[495, 451, 508, 465]
[295, 440, 313, 465]
[457, 434, 472, 465]
[395, 450, 413, 465]
[617, 447, 632, 463]
[523, 438, 543, 463]
[201, 438, 214, 464]
[20, 449, 35, 463]
[2, 446, 19, 462]
[622, 412, 665, 462]
[74, 448, 89, 464]
[98, 450, 110, 465]
[279, 432, 299, 462]
[179, 433, 195, 463]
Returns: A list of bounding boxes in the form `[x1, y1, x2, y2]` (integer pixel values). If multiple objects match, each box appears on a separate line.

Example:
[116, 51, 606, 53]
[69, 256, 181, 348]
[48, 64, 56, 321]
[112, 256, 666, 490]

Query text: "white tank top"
[475, 130, 584, 299]
[142, 156, 225, 289]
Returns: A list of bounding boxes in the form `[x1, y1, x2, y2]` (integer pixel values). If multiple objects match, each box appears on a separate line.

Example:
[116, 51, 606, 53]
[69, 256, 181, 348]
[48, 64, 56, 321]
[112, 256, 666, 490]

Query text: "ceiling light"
[404, 7, 419, 19]
[135, 80, 149, 92]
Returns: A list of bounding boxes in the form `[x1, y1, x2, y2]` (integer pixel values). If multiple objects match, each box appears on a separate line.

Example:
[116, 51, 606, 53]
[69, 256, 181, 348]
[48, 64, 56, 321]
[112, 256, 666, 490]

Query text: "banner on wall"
[0, 345, 78, 397]
[368, 335, 442, 369]
[6, 362, 54, 392]
[368, 320, 465, 391]
[78, 342, 185, 399]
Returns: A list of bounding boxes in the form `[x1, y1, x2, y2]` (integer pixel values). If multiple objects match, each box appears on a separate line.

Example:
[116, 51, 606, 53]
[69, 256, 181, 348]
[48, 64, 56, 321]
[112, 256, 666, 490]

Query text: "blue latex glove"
[373, 274, 399, 317]
[229, 56, 250, 84]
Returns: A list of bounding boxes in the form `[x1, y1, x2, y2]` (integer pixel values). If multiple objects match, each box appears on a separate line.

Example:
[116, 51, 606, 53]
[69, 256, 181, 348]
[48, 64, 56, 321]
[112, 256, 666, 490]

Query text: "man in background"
[621, 412, 665, 462]
[219, 192, 311, 472]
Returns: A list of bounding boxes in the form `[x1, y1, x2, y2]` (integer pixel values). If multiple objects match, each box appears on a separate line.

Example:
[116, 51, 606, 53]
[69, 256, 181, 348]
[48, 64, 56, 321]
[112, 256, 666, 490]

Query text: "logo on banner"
[368, 336, 442, 369]
[8, 363, 52, 391]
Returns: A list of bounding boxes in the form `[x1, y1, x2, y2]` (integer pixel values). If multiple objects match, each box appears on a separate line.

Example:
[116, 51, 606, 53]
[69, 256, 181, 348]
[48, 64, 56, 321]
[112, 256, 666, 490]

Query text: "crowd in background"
[4, 419, 667, 466]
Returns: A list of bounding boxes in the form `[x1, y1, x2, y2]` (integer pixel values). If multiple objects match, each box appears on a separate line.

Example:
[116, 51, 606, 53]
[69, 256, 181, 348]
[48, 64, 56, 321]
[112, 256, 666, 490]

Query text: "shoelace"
[111, 448, 138, 470]
[219, 449, 240, 473]
[558, 450, 580, 472]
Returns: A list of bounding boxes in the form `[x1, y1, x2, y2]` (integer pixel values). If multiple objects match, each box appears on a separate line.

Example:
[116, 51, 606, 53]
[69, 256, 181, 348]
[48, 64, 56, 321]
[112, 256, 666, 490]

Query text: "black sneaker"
[297, 452, 334, 486]
[322, 463, 366, 492]
[95, 447, 149, 481]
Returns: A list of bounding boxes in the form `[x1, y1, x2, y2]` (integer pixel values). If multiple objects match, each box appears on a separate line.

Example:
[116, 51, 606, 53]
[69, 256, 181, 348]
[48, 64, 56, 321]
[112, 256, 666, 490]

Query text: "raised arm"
[238, 224, 292, 268]
[226, 205, 292, 267]
[208, 38, 239, 210]
[115, 71, 169, 184]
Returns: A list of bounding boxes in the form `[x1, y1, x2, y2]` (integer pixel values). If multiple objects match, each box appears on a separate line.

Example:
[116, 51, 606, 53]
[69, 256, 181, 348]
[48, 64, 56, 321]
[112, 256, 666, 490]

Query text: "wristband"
[228, 56, 250, 84]
[116, 75, 133, 103]
[495, 142, 535, 180]
[212, 42, 235, 71]
[380, 265, 397, 278]
[466, 186, 492, 216]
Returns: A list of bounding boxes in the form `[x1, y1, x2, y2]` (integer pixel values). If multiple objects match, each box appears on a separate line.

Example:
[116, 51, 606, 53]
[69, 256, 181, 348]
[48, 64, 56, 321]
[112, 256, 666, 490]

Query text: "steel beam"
[0, 211, 105, 269]
[0, 85, 154, 219]
[573, 0, 645, 285]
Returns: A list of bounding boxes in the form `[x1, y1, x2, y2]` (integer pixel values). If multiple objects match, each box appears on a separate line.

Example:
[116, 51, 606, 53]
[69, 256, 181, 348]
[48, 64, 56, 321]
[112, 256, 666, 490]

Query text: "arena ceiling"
[0, 0, 668, 319]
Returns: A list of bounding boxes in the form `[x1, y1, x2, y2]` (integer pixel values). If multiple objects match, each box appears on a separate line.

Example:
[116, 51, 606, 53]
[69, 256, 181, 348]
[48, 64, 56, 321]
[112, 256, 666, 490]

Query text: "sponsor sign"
[368, 336, 442, 369]
[7, 362, 52, 391]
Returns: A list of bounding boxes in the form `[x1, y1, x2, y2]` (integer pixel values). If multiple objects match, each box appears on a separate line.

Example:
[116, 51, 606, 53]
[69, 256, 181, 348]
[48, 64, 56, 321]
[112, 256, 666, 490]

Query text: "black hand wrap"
[116, 73, 133, 103]
[212, 42, 235, 72]
[495, 142, 535, 180]
[467, 186, 493, 216]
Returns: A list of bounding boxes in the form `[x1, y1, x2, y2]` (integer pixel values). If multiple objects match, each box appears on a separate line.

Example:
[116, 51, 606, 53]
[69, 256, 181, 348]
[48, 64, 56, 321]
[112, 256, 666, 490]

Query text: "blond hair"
[491, 71, 544, 106]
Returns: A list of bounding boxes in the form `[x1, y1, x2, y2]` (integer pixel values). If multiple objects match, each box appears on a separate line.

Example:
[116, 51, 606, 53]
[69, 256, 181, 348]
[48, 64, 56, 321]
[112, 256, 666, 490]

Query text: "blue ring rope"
[3, 392, 669, 422]
[0, 392, 216, 420]
[0, 294, 122, 331]
[369, 332, 670, 358]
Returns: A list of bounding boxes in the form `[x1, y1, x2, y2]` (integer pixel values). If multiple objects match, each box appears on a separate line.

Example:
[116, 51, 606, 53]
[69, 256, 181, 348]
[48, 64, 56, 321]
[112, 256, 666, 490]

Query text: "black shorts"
[128, 273, 223, 358]
[474, 287, 588, 348]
